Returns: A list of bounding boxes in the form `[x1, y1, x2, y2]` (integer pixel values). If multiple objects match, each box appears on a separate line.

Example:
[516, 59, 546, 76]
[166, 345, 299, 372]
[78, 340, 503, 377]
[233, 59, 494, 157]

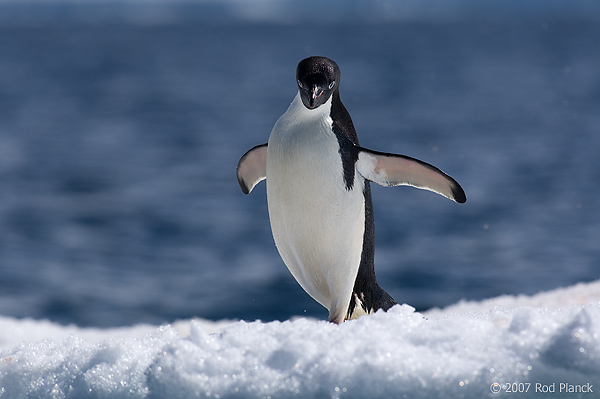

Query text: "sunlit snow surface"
[1, 281, 599, 398]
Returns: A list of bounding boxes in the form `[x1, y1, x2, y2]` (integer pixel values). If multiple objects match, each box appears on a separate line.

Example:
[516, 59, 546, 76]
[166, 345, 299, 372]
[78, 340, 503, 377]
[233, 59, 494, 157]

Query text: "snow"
[1, 281, 600, 398]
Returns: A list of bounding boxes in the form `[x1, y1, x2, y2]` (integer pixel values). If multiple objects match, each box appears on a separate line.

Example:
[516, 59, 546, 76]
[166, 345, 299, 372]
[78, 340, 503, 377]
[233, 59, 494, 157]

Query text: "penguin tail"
[345, 285, 397, 321]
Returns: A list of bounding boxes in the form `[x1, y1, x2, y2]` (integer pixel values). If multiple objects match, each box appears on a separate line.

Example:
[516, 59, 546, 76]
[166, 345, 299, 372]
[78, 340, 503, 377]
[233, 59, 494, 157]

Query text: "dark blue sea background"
[0, 1, 598, 327]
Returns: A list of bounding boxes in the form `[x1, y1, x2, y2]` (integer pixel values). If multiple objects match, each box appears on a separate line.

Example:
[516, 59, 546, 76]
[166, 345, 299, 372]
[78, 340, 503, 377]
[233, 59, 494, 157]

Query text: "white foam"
[1, 281, 599, 398]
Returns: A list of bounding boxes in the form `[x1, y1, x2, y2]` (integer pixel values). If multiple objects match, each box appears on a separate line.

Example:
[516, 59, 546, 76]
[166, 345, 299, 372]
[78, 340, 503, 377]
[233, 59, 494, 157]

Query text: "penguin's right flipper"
[237, 143, 268, 194]
[356, 147, 466, 203]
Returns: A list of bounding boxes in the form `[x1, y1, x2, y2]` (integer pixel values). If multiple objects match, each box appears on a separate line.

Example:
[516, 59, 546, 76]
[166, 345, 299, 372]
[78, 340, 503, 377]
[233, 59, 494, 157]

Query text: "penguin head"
[296, 56, 340, 110]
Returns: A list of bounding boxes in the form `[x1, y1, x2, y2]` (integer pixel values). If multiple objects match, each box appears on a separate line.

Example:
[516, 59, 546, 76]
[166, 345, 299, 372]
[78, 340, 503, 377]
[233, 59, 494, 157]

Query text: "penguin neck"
[329, 90, 360, 145]
[288, 92, 333, 122]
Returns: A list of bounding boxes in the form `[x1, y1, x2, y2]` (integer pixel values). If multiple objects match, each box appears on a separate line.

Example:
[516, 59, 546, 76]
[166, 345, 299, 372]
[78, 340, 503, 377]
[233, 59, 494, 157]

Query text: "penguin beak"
[309, 86, 323, 109]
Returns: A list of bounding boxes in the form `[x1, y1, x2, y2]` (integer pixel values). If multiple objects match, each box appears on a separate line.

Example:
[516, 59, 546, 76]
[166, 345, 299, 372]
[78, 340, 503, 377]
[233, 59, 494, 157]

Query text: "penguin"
[237, 56, 466, 324]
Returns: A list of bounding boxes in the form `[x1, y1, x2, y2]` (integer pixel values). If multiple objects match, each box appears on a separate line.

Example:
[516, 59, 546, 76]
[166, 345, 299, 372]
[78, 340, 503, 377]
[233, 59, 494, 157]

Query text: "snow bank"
[1, 281, 599, 399]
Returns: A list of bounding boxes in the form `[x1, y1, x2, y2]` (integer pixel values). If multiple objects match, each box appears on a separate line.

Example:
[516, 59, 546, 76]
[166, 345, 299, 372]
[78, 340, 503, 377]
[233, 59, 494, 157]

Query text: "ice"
[1, 281, 599, 398]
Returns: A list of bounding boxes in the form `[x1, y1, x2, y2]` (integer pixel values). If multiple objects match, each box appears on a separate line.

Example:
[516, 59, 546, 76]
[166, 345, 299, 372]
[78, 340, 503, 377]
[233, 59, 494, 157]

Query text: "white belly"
[266, 94, 365, 322]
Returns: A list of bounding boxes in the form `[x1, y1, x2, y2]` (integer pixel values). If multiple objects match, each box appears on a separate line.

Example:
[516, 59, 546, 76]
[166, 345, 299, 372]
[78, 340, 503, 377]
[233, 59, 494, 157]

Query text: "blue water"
[0, 2, 599, 327]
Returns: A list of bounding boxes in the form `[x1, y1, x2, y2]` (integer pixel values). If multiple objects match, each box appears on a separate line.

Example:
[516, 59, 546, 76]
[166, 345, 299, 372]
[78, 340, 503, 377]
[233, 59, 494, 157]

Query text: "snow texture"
[1, 281, 599, 399]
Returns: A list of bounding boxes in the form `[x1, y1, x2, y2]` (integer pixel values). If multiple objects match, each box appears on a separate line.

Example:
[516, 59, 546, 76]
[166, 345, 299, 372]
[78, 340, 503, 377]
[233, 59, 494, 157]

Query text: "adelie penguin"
[237, 56, 466, 324]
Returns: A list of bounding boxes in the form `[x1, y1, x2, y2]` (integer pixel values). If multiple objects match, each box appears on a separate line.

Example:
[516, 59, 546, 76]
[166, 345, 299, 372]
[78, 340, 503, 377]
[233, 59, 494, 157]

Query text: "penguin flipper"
[237, 143, 268, 194]
[356, 147, 466, 203]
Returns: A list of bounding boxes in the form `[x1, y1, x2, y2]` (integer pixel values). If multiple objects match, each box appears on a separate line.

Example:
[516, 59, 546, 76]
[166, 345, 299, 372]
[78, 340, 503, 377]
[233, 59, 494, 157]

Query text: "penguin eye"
[297, 80, 303, 89]
[328, 81, 335, 89]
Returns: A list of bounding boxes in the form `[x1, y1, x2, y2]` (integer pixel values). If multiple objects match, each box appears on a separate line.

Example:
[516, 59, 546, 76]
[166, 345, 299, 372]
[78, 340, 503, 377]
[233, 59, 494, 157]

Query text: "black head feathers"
[296, 56, 341, 110]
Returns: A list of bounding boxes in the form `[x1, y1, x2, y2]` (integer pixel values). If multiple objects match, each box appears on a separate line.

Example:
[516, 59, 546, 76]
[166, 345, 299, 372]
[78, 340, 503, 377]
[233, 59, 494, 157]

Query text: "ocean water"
[0, 2, 599, 327]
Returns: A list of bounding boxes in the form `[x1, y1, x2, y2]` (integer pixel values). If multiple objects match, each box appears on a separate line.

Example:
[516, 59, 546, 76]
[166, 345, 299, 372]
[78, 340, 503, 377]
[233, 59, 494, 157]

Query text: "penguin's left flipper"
[356, 147, 466, 203]
[237, 143, 268, 194]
